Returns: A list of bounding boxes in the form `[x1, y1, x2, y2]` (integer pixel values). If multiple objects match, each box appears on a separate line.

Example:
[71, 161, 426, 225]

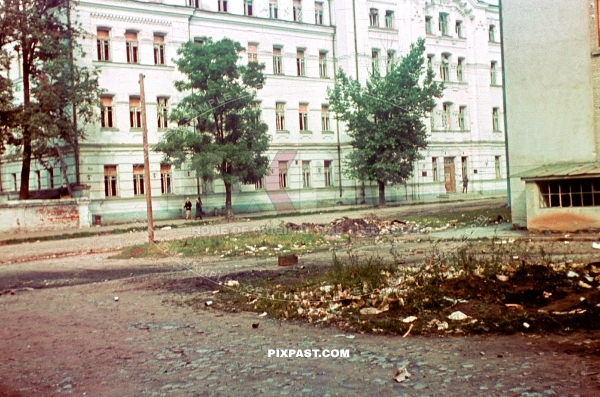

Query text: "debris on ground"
[393, 367, 411, 383]
[448, 311, 469, 321]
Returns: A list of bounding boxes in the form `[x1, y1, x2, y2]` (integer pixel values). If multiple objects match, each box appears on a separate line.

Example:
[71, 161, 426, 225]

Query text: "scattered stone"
[402, 316, 418, 323]
[448, 311, 469, 321]
[393, 366, 411, 383]
[114, 296, 119, 301]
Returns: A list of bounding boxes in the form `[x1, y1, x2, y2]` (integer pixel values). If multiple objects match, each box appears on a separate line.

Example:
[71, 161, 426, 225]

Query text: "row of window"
[276, 103, 331, 132]
[368, 8, 395, 29]
[97, 29, 166, 64]
[8, 169, 55, 191]
[428, 156, 503, 181]
[269, 47, 328, 77]
[187, 0, 326, 25]
[424, 12, 499, 42]
[430, 105, 501, 132]
[425, 54, 500, 85]
[100, 96, 168, 129]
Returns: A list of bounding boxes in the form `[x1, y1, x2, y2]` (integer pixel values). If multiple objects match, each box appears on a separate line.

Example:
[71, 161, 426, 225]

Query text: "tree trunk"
[224, 181, 233, 221]
[378, 180, 386, 207]
[19, 27, 31, 200]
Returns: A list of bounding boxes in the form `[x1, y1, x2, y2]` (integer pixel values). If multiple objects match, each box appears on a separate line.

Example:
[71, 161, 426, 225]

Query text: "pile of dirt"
[286, 217, 445, 236]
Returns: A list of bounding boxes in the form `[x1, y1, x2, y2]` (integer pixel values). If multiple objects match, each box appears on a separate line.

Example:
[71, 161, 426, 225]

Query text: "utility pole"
[139, 74, 154, 245]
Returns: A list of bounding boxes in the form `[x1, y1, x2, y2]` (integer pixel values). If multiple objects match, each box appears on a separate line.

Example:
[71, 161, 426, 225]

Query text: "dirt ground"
[2, 202, 600, 396]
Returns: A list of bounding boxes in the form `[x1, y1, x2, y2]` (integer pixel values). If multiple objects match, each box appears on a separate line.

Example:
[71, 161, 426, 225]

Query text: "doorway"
[444, 157, 456, 193]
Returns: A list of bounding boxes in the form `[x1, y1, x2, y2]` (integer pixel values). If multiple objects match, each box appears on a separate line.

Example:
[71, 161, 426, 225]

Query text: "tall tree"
[155, 38, 270, 219]
[0, 0, 101, 199]
[327, 38, 444, 206]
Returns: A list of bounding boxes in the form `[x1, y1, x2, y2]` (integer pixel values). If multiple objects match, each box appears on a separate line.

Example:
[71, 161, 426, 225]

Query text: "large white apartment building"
[1, 0, 505, 224]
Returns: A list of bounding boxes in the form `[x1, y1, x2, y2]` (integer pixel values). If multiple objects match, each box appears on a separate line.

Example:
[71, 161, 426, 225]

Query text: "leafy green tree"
[0, 0, 101, 199]
[155, 38, 270, 219]
[328, 38, 444, 206]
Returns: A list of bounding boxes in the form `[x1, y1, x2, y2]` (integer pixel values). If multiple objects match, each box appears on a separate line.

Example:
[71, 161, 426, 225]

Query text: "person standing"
[183, 197, 192, 220]
[195, 196, 203, 220]
[462, 175, 469, 193]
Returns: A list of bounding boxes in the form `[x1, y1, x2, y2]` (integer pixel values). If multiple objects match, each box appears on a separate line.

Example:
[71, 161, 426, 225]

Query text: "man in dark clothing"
[183, 198, 192, 220]
[195, 196, 203, 220]
[462, 175, 469, 193]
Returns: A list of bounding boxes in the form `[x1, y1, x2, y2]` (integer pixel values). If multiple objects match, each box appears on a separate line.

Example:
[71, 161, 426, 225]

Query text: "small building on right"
[502, 0, 600, 231]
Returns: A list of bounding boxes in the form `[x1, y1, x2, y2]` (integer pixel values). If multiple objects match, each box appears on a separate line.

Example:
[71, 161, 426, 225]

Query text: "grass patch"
[113, 231, 344, 259]
[400, 206, 511, 229]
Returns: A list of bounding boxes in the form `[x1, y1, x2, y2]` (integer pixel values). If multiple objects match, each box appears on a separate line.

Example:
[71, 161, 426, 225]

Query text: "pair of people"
[183, 197, 203, 220]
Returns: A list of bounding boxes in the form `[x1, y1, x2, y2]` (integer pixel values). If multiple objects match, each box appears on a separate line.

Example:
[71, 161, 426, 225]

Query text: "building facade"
[503, 0, 600, 231]
[1, 0, 505, 224]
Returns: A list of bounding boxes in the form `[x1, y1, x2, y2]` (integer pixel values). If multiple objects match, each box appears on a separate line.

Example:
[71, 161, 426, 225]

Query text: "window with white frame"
[269, 0, 278, 18]
[387, 50, 395, 72]
[299, 103, 308, 131]
[160, 164, 172, 194]
[244, 0, 253, 16]
[455, 20, 463, 38]
[218, 0, 228, 12]
[492, 107, 500, 131]
[439, 13, 449, 35]
[125, 31, 139, 63]
[324, 160, 332, 186]
[372, 49, 380, 74]
[249, 101, 261, 124]
[276, 102, 285, 130]
[490, 61, 498, 85]
[248, 43, 258, 63]
[319, 51, 328, 77]
[100, 96, 114, 128]
[157, 97, 168, 129]
[293, 0, 302, 22]
[385, 10, 394, 28]
[187, 0, 199, 8]
[440, 54, 450, 81]
[489, 25, 496, 42]
[442, 103, 452, 130]
[153, 34, 165, 65]
[302, 161, 311, 187]
[458, 106, 467, 130]
[129, 97, 142, 128]
[369, 8, 379, 27]
[425, 16, 432, 34]
[321, 105, 330, 131]
[538, 179, 600, 208]
[296, 49, 305, 76]
[97, 28, 110, 61]
[273, 47, 282, 74]
[133, 164, 145, 195]
[315, 2, 323, 25]
[457, 57, 464, 82]
[427, 54, 433, 70]
[494, 156, 501, 179]
[278, 161, 288, 189]
[104, 165, 117, 197]
[432, 157, 439, 181]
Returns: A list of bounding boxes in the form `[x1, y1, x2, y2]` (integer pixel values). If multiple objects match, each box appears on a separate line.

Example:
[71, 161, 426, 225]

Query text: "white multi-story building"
[0, 0, 505, 224]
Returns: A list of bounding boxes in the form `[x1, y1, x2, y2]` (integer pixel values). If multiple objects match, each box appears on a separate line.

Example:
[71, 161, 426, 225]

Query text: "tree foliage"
[327, 38, 444, 205]
[155, 38, 270, 218]
[0, 0, 101, 198]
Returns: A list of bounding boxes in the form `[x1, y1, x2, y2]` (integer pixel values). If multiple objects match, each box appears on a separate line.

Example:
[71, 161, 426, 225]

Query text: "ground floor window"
[133, 164, 145, 195]
[324, 160, 332, 186]
[538, 178, 600, 208]
[160, 164, 171, 194]
[278, 161, 288, 189]
[104, 165, 117, 197]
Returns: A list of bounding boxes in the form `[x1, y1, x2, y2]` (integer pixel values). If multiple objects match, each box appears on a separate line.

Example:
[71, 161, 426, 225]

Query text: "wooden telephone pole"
[139, 74, 154, 245]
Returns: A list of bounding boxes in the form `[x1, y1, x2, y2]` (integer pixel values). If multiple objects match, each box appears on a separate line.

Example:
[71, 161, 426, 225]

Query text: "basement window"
[538, 178, 600, 208]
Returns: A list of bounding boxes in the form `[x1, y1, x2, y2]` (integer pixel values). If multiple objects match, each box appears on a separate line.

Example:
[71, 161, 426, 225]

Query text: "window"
[157, 97, 168, 129]
[372, 49, 380, 74]
[269, 0, 278, 19]
[425, 16, 433, 34]
[299, 104, 308, 131]
[296, 49, 306, 76]
[539, 178, 600, 208]
[129, 97, 142, 128]
[12, 173, 17, 191]
[100, 96, 114, 128]
[385, 10, 394, 29]
[97, 28, 110, 61]
[187, 0, 199, 7]
[160, 164, 172, 194]
[455, 20, 463, 38]
[48, 168, 54, 189]
[315, 2, 323, 25]
[457, 58, 464, 82]
[494, 156, 501, 179]
[244, 0, 253, 16]
[458, 106, 467, 130]
[324, 160, 332, 186]
[489, 25, 496, 42]
[302, 161, 311, 187]
[427, 54, 433, 69]
[35, 170, 41, 190]
[194, 37, 204, 45]
[490, 61, 497, 85]
[153, 35, 165, 65]
[432, 157, 438, 181]
[293, 0, 302, 22]
[321, 105, 330, 131]
[248, 43, 258, 63]
[440, 54, 450, 81]
[133, 165, 145, 195]
[276, 102, 285, 130]
[125, 32, 139, 63]
[218, 0, 228, 12]
[249, 101, 260, 124]
[369, 8, 379, 27]
[104, 165, 117, 197]
[319, 52, 327, 77]
[492, 107, 500, 131]
[439, 13, 449, 36]
[461, 157, 468, 178]
[273, 47, 282, 74]
[278, 161, 288, 189]
[442, 103, 452, 130]
[386, 50, 395, 72]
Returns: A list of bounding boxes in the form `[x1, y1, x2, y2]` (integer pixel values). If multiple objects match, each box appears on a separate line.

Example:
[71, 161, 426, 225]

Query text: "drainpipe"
[328, 0, 342, 198]
[499, 0, 511, 206]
